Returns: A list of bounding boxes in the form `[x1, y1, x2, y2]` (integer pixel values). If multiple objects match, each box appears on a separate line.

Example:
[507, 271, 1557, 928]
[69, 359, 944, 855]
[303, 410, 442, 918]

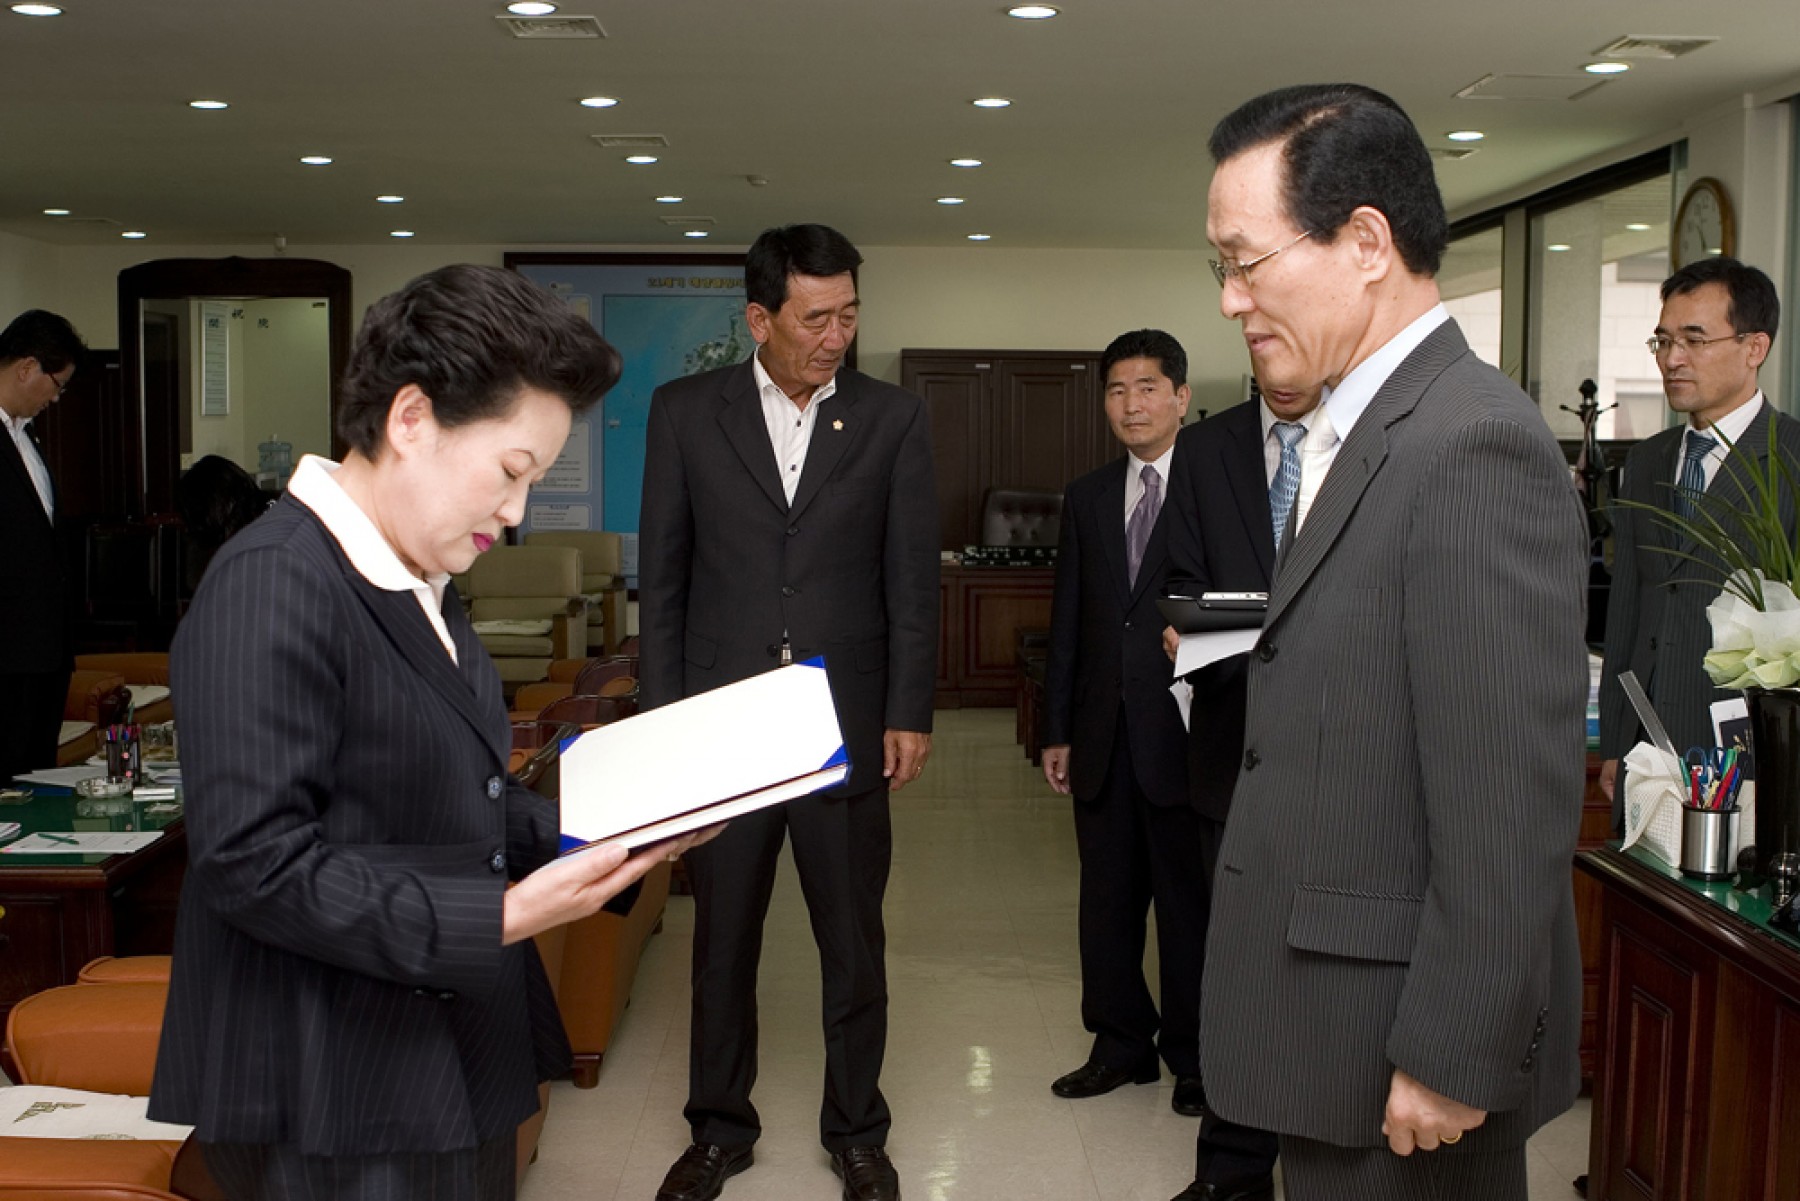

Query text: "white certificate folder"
[558, 659, 849, 852]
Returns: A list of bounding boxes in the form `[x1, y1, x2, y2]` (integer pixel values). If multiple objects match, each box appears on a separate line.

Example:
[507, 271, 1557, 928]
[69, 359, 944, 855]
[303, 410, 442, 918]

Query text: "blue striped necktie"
[1675, 429, 1717, 520]
[1268, 422, 1307, 546]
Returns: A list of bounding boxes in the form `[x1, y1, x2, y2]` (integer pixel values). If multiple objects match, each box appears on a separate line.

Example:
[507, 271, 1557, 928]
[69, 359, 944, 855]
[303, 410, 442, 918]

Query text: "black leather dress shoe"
[1169, 1175, 1275, 1201]
[1171, 1075, 1208, 1117]
[1050, 1059, 1160, 1098]
[655, 1143, 753, 1201]
[831, 1145, 900, 1201]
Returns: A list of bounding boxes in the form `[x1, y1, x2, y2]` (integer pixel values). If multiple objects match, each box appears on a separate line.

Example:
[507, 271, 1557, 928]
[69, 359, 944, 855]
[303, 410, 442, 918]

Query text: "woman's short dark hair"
[336, 264, 623, 457]
[0, 309, 85, 374]
[1208, 83, 1448, 278]
[745, 224, 864, 312]
[1101, 329, 1188, 388]
[1662, 256, 1780, 341]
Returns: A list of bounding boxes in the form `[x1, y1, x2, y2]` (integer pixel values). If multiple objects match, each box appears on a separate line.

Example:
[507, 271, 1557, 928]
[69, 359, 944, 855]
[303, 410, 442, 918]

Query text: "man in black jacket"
[1042, 329, 1207, 1118]
[639, 224, 938, 1201]
[0, 309, 84, 784]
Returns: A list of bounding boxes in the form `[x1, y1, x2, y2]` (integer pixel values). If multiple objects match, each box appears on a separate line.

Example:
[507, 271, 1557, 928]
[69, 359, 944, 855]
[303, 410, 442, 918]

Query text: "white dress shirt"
[754, 350, 838, 506]
[1674, 390, 1763, 491]
[1123, 443, 1175, 529]
[1257, 401, 1338, 535]
[1302, 304, 1452, 527]
[287, 454, 458, 663]
[1, 408, 54, 521]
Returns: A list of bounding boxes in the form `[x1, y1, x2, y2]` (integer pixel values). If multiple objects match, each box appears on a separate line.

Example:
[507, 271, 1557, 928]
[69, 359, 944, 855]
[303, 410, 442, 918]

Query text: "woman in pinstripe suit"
[148, 265, 704, 1200]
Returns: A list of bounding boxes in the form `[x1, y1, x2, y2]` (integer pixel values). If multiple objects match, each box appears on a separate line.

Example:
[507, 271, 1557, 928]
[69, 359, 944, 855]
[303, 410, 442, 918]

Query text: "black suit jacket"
[149, 497, 570, 1155]
[1164, 402, 1276, 822]
[1042, 454, 1187, 807]
[0, 420, 70, 674]
[637, 361, 939, 795]
[1599, 403, 1800, 769]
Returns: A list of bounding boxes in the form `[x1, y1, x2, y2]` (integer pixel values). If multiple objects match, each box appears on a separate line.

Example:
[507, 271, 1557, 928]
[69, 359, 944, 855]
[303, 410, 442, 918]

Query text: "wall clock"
[1673, 177, 1734, 269]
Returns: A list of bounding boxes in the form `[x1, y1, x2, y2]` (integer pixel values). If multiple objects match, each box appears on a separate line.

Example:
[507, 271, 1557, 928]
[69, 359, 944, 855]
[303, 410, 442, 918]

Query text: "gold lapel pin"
[832, 419, 844, 431]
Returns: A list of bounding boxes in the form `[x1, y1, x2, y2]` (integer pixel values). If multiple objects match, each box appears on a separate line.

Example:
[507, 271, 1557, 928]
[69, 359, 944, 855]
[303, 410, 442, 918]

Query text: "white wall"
[239, 297, 332, 471]
[0, 229, 62, 333]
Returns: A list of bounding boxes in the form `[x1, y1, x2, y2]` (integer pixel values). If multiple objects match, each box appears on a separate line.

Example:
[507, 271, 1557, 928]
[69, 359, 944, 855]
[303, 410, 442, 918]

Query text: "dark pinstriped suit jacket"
[1042, 454, 1188, 807]
[0, 421, 69, 675]
[1199, 320, 1590, 1149]
[1598, 404, 1800, 775]
[148, 496, 570, 1156]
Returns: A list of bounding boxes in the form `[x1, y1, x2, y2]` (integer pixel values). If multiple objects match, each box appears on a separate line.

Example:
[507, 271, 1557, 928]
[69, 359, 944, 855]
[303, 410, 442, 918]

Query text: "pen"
[41, 833, 78, 845]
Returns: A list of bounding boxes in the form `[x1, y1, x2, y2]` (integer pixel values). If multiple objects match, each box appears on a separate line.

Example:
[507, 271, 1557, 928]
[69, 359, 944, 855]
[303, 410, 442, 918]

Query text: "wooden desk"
[0, 791, 186, 1028]
[1578, 844, 1800, 1200]
[935, 563, 1055, 708]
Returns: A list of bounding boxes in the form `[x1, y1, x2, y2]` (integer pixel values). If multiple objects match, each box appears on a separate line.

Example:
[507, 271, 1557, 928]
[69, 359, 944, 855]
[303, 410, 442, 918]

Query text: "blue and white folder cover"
[559, 659, 848, 852]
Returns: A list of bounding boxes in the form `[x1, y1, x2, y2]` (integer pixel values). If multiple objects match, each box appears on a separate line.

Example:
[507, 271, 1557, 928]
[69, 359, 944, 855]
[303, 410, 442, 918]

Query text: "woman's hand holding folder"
[502, 824, 723, 945]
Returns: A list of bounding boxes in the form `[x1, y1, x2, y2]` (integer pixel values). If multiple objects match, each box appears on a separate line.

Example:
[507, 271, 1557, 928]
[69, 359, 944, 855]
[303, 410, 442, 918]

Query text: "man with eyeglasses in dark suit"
[0, 309, 84, 785]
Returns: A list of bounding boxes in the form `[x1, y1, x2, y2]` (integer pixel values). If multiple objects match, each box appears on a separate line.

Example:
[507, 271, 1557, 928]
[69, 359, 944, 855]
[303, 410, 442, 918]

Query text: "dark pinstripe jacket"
[148, 497, 570, 1155]
[1199, 320, 1590, 1149]
[0, 420, 69, 675]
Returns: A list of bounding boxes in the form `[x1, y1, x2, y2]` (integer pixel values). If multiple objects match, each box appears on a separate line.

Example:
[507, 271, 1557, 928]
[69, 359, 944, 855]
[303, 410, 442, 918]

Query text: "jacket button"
[1243, 748, 1260, 771]
[489, 849, 506, 873]
[767, 644, 781, 657]
[437, 990, 457, 1003]
[1257, 642, 1276, 662]
[485, 776, 503, 800]
[1521, 1055, 1535, 1071]
[1650, 635, 1659, 649]
[787, 526, 799, 536]
[781, 585, 796, 597]
[1123, 620, 1133, 631]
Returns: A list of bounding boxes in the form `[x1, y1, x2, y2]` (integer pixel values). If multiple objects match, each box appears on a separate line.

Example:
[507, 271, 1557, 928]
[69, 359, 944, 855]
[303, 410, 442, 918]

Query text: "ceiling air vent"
[1456, 74, 1607, 102]
[60, 216, 123, 227]
[660, 216, 715, 228]
[1593, 34, 1718, 59]
[1429, 147, 1479, 162]
[496, 15, 606, 39]
[591, 134, 669, 149]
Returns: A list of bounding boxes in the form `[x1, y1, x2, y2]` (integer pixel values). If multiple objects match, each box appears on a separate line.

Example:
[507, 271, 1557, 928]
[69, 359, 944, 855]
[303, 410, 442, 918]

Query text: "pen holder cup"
[1681, 804, 1742, 880]
[104, 738, 128, 784]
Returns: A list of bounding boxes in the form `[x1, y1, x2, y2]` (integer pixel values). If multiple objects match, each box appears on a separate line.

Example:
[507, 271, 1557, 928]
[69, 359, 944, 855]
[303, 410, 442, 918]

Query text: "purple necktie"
[1126, 463, 1161, 587]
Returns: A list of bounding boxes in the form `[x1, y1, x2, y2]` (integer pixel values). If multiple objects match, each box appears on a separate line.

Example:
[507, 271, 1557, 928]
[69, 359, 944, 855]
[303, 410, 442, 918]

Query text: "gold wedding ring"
[1440, 1131, 1462, 1145]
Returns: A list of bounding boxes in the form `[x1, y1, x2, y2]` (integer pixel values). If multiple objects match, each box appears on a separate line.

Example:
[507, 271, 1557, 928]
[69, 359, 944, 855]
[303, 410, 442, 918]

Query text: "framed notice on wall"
[200, 300, 230, 416]
[506, 253, 750, 557]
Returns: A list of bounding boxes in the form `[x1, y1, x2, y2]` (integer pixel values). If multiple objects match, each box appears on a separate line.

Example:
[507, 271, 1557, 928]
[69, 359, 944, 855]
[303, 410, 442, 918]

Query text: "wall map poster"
[507, 253, 748, 573]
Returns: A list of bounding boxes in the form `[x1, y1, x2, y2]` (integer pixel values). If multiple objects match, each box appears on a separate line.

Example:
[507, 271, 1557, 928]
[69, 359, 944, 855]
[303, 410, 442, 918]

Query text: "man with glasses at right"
[1598, 256, 1800, 826]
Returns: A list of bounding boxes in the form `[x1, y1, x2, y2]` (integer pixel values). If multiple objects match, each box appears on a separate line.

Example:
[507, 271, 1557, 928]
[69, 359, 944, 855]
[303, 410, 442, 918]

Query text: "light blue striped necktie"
[1675, 428, 1717, 520]
[1268, 421, 1307, 546]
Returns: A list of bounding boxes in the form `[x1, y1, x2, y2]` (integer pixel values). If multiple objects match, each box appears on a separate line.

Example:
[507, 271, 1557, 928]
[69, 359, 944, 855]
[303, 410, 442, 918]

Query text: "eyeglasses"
[1645, 332, 1750, 357]
[1209, 230, 1314, 289]
[38, 363, 70, 396]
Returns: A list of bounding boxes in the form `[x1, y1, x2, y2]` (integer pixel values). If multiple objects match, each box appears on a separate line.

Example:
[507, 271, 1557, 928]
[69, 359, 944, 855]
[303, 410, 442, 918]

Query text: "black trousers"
[0, 668, 68, 784]
[1193, 814, 1281, 1187]
[1279, 1134, 1527, 1201]
[201, 1132, 515, 1201]
[1072, 719, 1207, 1077]
[683, 784, 892, 1153]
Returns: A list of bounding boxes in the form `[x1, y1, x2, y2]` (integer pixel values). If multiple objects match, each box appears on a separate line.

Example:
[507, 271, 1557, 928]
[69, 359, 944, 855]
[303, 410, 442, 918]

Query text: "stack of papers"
[0, 831, 164, 855]
[558, 660, 848, 851]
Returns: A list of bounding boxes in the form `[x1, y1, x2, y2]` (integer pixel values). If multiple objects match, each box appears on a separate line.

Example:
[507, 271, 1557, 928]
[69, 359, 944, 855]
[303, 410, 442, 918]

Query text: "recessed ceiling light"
[10, 4, 63, 15]
[1584, 61, 1630, 75]
[579, 96, 619, 109]
[684, 230, 710, 239]
[42, 207, 69, 216]
[950, 158, 983, 168]
[1626, 222, 1651, 232]
[1446, 130, 1484, 143]
[967, 233, 992, 241]
[655, 195, 683, 203]
[122, 231, 148, 240]
[189, 99, 229, 111]
[390, 230, 415, 239]
[972, 97, 1012, 109]
[1007, 4, 1058, 17]
[625, 155, 658, 165]
[937, 197, 966, 205]
[1547, 243, 1572, 252]
[300, 155, 333, 166]
[506, 1, 557, 14]
[376, 194, 404, 204]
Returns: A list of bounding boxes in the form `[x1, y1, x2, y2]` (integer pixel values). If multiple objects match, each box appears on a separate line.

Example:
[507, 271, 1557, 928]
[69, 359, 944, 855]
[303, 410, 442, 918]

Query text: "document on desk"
[1173, 629, 1261, 678]
[557, 659, 848, 853]
[1, 831, 163, 854]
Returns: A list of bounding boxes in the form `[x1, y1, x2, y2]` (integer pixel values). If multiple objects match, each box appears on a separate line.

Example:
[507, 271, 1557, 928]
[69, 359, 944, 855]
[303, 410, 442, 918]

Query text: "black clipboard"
[1156, 593, 1268, 635]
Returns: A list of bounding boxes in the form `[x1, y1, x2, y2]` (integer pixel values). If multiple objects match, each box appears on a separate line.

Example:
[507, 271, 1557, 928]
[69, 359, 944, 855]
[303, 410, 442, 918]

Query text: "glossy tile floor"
[523, 708, 1592, 1201]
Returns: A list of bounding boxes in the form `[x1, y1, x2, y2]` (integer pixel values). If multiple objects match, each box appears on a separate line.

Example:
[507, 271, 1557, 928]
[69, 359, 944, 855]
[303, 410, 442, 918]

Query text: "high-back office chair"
[523, 530, 626, 654]
[979, 488, 1063, 547]
[464, 545, 586, 696]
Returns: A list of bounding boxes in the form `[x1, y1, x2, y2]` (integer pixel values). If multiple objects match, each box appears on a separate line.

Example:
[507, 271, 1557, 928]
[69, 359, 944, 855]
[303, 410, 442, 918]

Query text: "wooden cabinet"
[936, 564, 1055, 707]
[901, 350, 1114, 550]
[1575, 752, 1617, 1083]
[1579, 845, 1800, 1200]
